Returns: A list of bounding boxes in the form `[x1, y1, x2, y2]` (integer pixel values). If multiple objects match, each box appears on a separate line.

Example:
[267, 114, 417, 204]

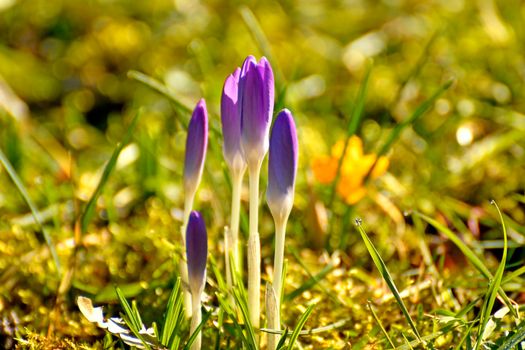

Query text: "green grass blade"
[276, 327, 289, 349]
[368, 300, 396, 348]
[127, 70, 221, 137]
[127, 70, 192, 116]
[474, 201, 508, 349]
[115, 286, 152, 350]
[284, 261, 335, 302]
[216, 292, 251, 347]
[161, 278, 183, 346]
[497, 319, 525, 350]
[413, 211, 517, 318]
[502, 264, 525, 284]
[80, 109, 142, 234]
[391, 31, 439, 109]
[0, 148, 61, 276]
[239, 5, 285, 93]
[183, 308, 211, 350]
[401, 333, 415, 350]
[376, 79, 453, 158]
[286, 304, 314, 349]
[327, 64, 372, 209]
[287, 247, 339, 305]
[355, 221, 423, 344]
[454, 322, 475, 350]
[232, 286, 257, 349]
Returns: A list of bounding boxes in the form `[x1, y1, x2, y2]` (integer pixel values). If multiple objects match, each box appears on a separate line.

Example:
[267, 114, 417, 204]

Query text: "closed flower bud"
[186, 211, 208, 295]
[184, 99, 208, 197]
[239, 56, 275, 168]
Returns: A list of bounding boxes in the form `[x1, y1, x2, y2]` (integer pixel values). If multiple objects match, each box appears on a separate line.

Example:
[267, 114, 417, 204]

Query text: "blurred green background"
[1, 0, 525, 348]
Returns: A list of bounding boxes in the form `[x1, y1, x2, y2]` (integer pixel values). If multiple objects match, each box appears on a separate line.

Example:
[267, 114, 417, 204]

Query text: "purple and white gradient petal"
[221, 67, 246, 173]
[186, 211, 208, 295]
[239, 56, 275, 168]
[267, 109, 298, 222]
[184, 99, 208, 195]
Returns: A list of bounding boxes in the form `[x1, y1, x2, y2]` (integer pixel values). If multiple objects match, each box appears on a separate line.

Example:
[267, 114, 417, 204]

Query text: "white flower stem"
[224, 226, 233, 303]
[230, 169, 244, 276]
[181, 194, 194, 318]
[190, 292, 202, 350]
[265, 283, 279, 350]
[247, 163, 261, 339]
[273, 218, 287, 322]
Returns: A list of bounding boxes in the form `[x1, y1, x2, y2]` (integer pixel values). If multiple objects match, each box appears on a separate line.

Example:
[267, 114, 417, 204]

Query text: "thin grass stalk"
[247, 162, 262, 339]
[0, 149, 61, 276]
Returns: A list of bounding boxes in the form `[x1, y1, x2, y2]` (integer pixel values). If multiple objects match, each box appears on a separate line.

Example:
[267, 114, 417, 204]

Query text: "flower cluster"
[180, 55, 298, 350]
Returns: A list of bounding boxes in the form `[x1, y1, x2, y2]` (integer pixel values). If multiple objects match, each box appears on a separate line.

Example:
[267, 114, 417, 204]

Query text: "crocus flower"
[239, 55, 275, 168]
[221, 67, 246, 174]
[238, 55, 275, 335]
[184, 99, 208, 198]
[267, 109, 298, 224]
[186, 211, 208, 296]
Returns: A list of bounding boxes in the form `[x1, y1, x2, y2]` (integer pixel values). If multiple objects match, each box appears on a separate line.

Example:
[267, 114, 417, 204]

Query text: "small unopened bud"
[184, 99, 208, 198]
[186, 211, 208, 296]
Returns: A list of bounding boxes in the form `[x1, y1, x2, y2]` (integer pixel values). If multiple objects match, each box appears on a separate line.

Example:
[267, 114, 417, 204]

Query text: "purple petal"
[184, 99, 208, 193]
[186, 211, 208, 294]
[221, 67, 244, 170]
[239, 56, 275, 166]
[267, 109, 298, 218]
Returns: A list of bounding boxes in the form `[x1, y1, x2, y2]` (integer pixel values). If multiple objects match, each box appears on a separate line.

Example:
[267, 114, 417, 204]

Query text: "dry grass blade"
[239, 6, 284, 93]
[128, 70, 192, 116]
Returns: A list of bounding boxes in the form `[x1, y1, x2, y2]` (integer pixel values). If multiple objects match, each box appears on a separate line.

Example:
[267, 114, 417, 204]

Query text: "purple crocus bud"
[186, 211, 208, 295]
[221, 67, 246, 174]
[184, 99, 208, 196]
[266, 109, 298, 224]
[239, 56, 275, 168]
